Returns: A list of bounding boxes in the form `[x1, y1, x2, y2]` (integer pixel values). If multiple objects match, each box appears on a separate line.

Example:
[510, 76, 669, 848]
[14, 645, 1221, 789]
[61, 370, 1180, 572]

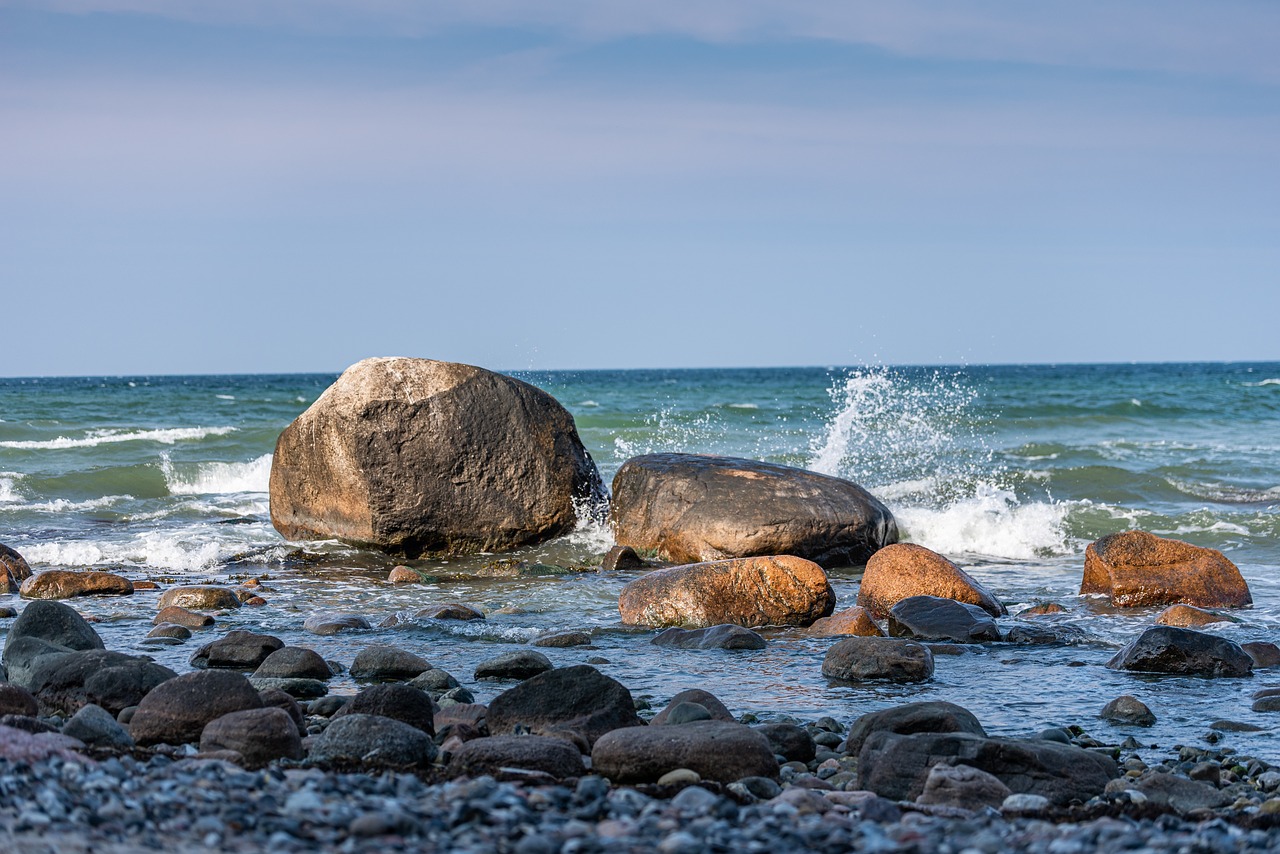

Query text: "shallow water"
[2, 365, 1278, 760]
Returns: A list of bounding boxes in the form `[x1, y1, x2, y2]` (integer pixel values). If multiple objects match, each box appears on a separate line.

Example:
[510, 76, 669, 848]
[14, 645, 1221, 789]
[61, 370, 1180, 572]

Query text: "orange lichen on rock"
[856, 543, 1005, 619]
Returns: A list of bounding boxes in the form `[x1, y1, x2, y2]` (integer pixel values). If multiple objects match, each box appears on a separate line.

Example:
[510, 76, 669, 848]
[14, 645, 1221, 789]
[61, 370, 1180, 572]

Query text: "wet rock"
[335, 683, 436, 734]
[487, 665, 642, 747]
[387, 566, 420, 584]
[153, 606, 214, 628]
[350, 644, 432, 681]
[1100, 695, 1156, 726]
[858, 731, 1119, 806]
[916, 763, 1012, 811]
[253, 646, 333, 681]
[1106, 626, 1253, 677]
[754, 723, 815, 763]
[1209, 719, 1264, 732]
[805, 606, 884, 637]
[1107, 770, 1231, 812]
[1252, 696, 1280, 712]
[1155, 604, 1238, 627]
[147, 624, 192, 640]
[156, 586, 241, 611]
[269, 356, 605, 557]
[593, 720, 778, 783]
[610, 453, 896, 567]
[0, 606, 15, 618]
[447, 735, 586, 779]
[190, 630, 284, 670]
[650, 689, 735, 726]
[845, 701, 987, 757]
[28, 649, 177, 715]
[130, 670, 265, 746]
[0, 682, 38, 717]
[408, 668, 460, 696]
[1018, 603, 1066, 617]
[415, 603, 485, 621]
[1243, 641, 1280, 669]
[309, 713, 437, 767]
[652, 624, 766, 650]
[302, 612, 371, 635]
[618, 555, 835, 629]
[602, 545, 649, 572]
[1, 543, 33, 591]
[474, 651, 553, 681]
[531, 631, 592, 648]
[857, 543, 1005, 618]
[887, 595, 1002, 643]
[1081, 530, 1251, 608]
[822, 636, 935, 683]
[249, 677, 328, 699]
[200, 707, 304, 765]
[19, 570, 133, 600]
[62, 703, 134, 750]
[308, 696, 350, 717]
[1004, 624, 1086, 645]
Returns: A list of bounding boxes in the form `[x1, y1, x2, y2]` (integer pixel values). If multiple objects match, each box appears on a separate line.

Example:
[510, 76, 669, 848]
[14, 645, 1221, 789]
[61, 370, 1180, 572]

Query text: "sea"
[2, 363, 1279, 759]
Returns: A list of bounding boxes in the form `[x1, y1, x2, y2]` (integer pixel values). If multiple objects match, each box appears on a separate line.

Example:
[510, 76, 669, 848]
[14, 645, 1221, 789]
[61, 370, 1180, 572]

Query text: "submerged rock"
[887, 596, 1002, 643]
[610, 453, 896, 567]
[1106, 626, 1253, 677]
[592, 720, 779, 784]
[857, 543, 1005, 618]
[415, 603, 485, 621]
[651, 624, 766, 650]
[1100, 695, 1156, 726]
[618, 555, 834, 628]
[1155, 604, 1239, 628]
[1081, 530, 1251, 608]
[269, 357, 605, 558]
[303, 612, 371, 635]
[19, 570, 133, 600]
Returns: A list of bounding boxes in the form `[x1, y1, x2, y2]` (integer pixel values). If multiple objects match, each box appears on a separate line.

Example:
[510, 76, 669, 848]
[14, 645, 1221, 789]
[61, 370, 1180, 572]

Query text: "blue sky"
[2, 1, 1277, 375]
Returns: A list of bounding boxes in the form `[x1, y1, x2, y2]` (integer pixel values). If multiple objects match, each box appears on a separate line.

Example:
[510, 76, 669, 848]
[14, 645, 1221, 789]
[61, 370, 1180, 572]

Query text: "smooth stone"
[661, 702, 713, 726]
[618, 555, 835, 629]
[309, 713, 437, 767]
[152, 606, 214, 628]
[844, 701, 987, 757]
[1106, 771, 1231, 812]
[190, 630, 284, 670]
[302, 612, 371, 635]
[1209, 720, 1265, 732]
[601, 545, 649, 572]
[147, 624, 192, 640]
[334, 683, 436, 734]
[0, 683, 39, 717]
[156, 586, 241, 611]
[447, 735, 586, 780]
[62, 702, 135, 749]
[822, 636, 935, 683]
[253, 647, 333, 681]
[857, 543, 1005, 618]
[27, 649, 177, 716]
[257, 687, 306, 732]
[1001, 793, 1051, 814]
[657, 768, 702, 786]
[387, 566, 420, 584]
[350, 644, 432, 681]
[650, 689, 735, 726]
[1243, 641, 1280, 669]
[0, 543, 34, 592]
[916, 763, 1011, 811]
[805, 606, 884, 638]
[651, 624, 766, 650]
[1155, 604, 1239, 627]
[592, 720, 779, 784]
[474, 650, 553, 681]
[532, 631, 592, 648]
[1100, 695, 1157, 726]
[887, 596, 1001, 643]
[407, 668, 460, 695]
[199, 707, 304, 765]
[1004, 624, 1086, 645]
[754, 723, 816, 763]
[415, 603, 485, 621]
[129, 670, 264, 746]
[1252, 697, 1280, 712]
[3, 600, 105, 680]
[1081, 530, 1251, 608]
[487, 665, 642, 747]
[1106, 626, 1253, 677]
[248, 677, 329, 699]
[19, 570, 133, 600]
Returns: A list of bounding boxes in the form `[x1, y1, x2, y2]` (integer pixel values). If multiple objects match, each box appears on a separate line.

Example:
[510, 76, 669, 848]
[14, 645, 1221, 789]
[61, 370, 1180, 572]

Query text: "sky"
[2, 1, 1278, 376]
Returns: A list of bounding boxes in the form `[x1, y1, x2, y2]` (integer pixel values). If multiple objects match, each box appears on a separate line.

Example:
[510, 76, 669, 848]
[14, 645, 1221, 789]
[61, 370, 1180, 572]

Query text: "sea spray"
[160, 453, 273, 495]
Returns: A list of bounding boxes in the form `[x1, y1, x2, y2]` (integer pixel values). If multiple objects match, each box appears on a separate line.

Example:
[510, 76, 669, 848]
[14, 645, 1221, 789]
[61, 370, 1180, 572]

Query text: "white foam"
[162, 454, 272, 495]
[20, 528, 256, 572]
[216, 394, 236, 400]
[6, 495, 133, 513]
[565, 496, 616, 552]
[895, 483, 1073, 560]
[1244, 378, 1280, 387]
[578, 400, 600, 407]
[0, 472, 21, 503]
[0, 426, 236, 450]
[726, 403, 759, 410]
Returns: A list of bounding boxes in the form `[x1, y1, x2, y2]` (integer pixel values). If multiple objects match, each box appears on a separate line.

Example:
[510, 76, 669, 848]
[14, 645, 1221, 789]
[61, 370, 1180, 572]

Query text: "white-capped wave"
[216, 394, 236, 400]
[161, 454, 272, 495]
[0, 472, 21, 503]
[1244, 378, 1280, 387]
[5, 495, 134, 513]
[0, 426, 235, 450]
[578, 400, 600, 407]
[895, 483, 1072, 560]
[726, 403, 759, 410]
[21, 533, 229, 573]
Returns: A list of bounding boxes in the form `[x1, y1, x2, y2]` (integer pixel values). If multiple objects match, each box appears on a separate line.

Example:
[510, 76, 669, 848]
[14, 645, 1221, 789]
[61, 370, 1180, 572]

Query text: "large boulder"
[309, 713, 437, 767]
[1106, 626, 1254, 677]
[887, 596, 1002, 643]
[610, 454, 896, 567]
[592, 720, 779, 784]
[26, 649, 177, 715]
[2, 600, 105, 688]
[822, 637, 934, 683]
[130, 670, 264, 746]
[269, 357, 605, 557]
[19, 570, 133, 600]
[190, 630, 284, 670]
[487, 665, 642, 747]
[618, 555, 834, 628]
[856, 543, 1005, 618]
[200, 707, 304, 765]
[1081, 530, 1251, 608]
[858, 731, 1118, 806]
[844, 701, 987, 757]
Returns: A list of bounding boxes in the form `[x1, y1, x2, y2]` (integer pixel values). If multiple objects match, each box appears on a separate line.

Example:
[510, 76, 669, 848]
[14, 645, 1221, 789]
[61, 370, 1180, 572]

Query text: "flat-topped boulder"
[269, 357, 605, 557]
[887, 596, 1002, 643]
[19, 570, 133, 600]
[1106, 626, 1254, 677]
[1081, 530, 1251, 608]
[857, 543, 1005, 618]
[609, 453, 897, 567]
[618, 555, 834, 628]
[592, 720, 779, 784]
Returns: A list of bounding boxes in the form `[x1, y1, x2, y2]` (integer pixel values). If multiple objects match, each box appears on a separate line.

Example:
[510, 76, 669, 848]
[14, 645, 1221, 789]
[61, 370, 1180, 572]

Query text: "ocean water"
[1, 364, 1279, 758]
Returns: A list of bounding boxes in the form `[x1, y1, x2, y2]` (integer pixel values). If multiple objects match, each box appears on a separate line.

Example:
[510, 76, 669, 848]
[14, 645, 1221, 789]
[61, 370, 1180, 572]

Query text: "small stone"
[254, 647, 333, 681]
[387, 566, 420, 584]
[62, 703, 135, 749]
[153, 606, 214, 628]
[602, 545, 649, 571]
[532, 631, 592, 648]
[156, 586, 240, 611]
[349, 644, 432, 681]
[916, 763, 1011, 811]
[302, 612, 371, 635]
[663, 702, 713, 725]
[1244, 642, 1280, 669]
[652, 624, 766, 650]
[1100, 695, 1156, 726]
[147, 624, 192, 640]
[1001, 793, 1050, 814]
[657, 768, 702, 786]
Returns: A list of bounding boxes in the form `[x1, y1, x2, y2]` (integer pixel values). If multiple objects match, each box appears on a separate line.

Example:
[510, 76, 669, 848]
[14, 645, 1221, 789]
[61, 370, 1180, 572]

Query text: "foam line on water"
[161, 453, 273, 495]
[894, 484, 1072, 560]
[0, 426, 236, 450]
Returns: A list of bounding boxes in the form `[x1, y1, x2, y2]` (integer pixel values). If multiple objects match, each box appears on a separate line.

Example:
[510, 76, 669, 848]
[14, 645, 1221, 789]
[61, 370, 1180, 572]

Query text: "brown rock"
[156, 586, 241, 611]
[609, 453, 896, 568]
[1018, 603, 1066, 617]
[447, 735, 586, 780]
[0, 544, 33, 593]
[199, 707, 303, 765]
[132, 581, 160, 590]
[592, 720, 779, 784]
[268, 357, 606, 558]
[19, 570, 134, 600]
[1155, 604, 1238, 628]
[806, 606, 884, 637]
[856, 543, 1005, 618]
[153, 606, 215, 628]
[130, 670, 264, 746]
[1243, 641, 1280, 669]
[147, 624, 192, 640]
[302, 612, 371, 635]
[0, 683, 38, 717]
[618, 555, 834, 628]
[601, 546, 649, 572]
[416, 603, 485, 621]
[1081, 530, 1251, 608]
[388, 566, 420, 584]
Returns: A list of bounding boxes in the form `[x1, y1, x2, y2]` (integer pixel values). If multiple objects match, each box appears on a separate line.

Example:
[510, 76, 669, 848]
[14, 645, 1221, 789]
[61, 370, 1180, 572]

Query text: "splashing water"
[159, 453, 273, 495]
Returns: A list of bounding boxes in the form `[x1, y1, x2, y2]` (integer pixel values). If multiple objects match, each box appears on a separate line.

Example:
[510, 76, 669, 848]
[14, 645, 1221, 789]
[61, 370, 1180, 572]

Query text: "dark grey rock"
[822, 636, 934, 683]
[200, 707, 304, 765]
[488, 665, 642, 747]
[916, 763, 1011, 811]
[130, 670, 264, 746]
[447, 735, 586, 780]
[593, 719, 779, 784]
[1106, 626, 1253, 677]
[28, 649, 177, 716]
[253, 646, 333, 681]
[651, 624, 766, 650]
[190, 630, 285, 670]
[334, 683, 436, 734]
[661, 702, 712, 725]
[474, 650, 553, 681]
[309, 713, 437, 767]
[754, 723, 816, 763]
[62, 702, 135, 750]
[845, 701, 987, 757]
[350, 644, 432, 681]
[887, 596, 1002, 643]
[650, 689, 735, 726]
[1100, 695, 1156, 726]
